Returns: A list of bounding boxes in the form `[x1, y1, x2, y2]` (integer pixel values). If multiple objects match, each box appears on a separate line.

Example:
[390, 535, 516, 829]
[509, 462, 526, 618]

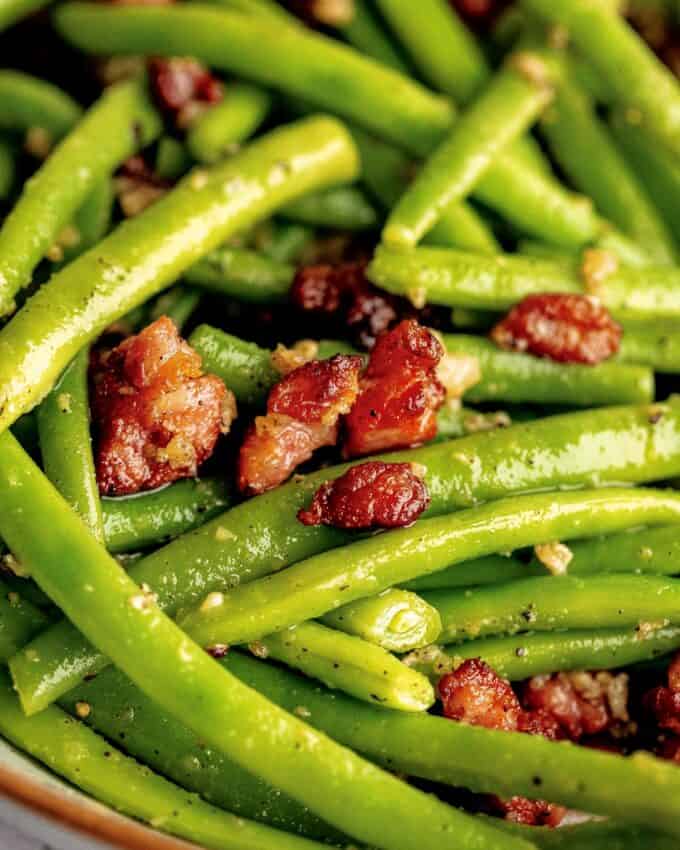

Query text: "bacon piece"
[114, 155, 170, 218]
[449, 0, 512, 31]
[297, 461, 429, 529]
[92, 316, 233, 495]
[490, 293, 622, 365]
[439, 659, 522, 731]
[148, 58, 223, 128]
[238, 355, 363, 495]
[644, 651, 680, 734]
[343, 320, 446, 458]
[490, 797, 566, 828]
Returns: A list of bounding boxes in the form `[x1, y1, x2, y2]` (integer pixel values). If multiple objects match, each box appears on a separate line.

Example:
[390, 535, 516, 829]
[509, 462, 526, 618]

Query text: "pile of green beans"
[1, 2, 680, 848]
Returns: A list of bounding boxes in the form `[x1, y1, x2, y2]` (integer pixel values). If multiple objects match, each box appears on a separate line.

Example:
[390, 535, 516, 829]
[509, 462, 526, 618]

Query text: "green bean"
[155, 136, 191, 181]
[0, 137, 15, 200]
[0, 672, 334, 850]
[425, 574, 680, 643]
[179, 488, 680, 650]
[187, 82, 272, 164]
[500, 820, 678, 850]
[0, 79, 161, 316]
[402, 554, 541, 591]
[0, 433, 529, 850]
[0, 115, 359, 434]
[257, 221, 314, 264]
[375, 0, 488, 103]
[206, 0, 295, 24]
[56, 2, 455, 159]
[253, 621, 435, 712]
[519, 232, 651, 269]
[185, 245, 295, 304]
[280, 184, 378, 231]
[58, 666, 344, 845]
[320, 588, 442, 652]
[64, 177, 115, 261]
[383, 55, 553, 248]
[0, 580, 50, 661]
[529, 0, 680, 159]
[102, 477, 231, 554]
[423, 625, 680, 682]
[538, 60, 676, 265]
[369, 244, 680, 319]
[220, 651, 680, 837]
[0, 71, 81, 140]
[149, 285, 202, 331]
[442, 333, 653, 407]
[338, 0, 410, 74]
[610, 111, 680, 249]
[617, 321, 680, 372]
[36, 349, 104, 542]
[18, 400, 680, 710]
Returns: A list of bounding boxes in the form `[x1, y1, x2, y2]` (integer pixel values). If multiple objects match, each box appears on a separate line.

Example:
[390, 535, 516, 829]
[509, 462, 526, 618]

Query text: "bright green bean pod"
[55, 2, 455, 159]
[618, 321, 680, 372]
[0, 78, 162, 316]
[0, 671, 332, 850]
[149, 285, 202, 331]
[102, 477, 231, 554]
[185, 245, 294, 304]
[0, 137, 15, 200]
[58, 665, 344, 845]
[0, 433, 528, 850]
[221, 651, 680, 838]
[0, 580, 50, 661]
[427, 625, 680, 682]
[338, 0, 410, 74]
[402, 554, 541, 591]
[539, 61, 676, 265]
[206, 0, 297, 24]
[320, 588, 442, 652]
[253, 621, 435, 712]
[524, 0, 680, 159]
[179, 489, 680, 650]
[442, 333, 653, 406]
[16, 400, 680, 710]
[36, 349, 104, 542]
[383, 55, 553, 248]
[280, 184, 378, 231]
[0, 115, 359, 434]
[369, 244, 680, 319]
[0, 71, 81, 139]
[425, 574, 680, 643]
[63, 177, 115, 262]
[187, 82, 272, 164]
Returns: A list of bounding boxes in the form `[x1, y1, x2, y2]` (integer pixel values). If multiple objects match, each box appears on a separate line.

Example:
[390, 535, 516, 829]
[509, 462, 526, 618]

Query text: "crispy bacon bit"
[490, 293, 622, 365]
[439, 659, 522, 731]
[523, 671, 629, 741]
[490, 797, 566, 827]
[148, 58, 223, 128]
[297, 461, 430, 529]
[238, 355, 363, 495]
[114, 155, 170, 218]
[92, 316, 232, 495]
[644, 652, 680, 734]
[449, 0, 512, 31]
[344, 320, 446, 458]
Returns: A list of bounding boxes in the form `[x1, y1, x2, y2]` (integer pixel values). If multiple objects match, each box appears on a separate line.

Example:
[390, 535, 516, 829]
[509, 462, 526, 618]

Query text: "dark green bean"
[0, 579, 50, 661]
[338, 0, 410, 74]
[280, 185, 378, 231]
[0, 70, 81, 140]
[149, 285, 202, 331]
[155, 136, 191, 181]
[0, 137, 15, 200]
[185, 246, 294, 304]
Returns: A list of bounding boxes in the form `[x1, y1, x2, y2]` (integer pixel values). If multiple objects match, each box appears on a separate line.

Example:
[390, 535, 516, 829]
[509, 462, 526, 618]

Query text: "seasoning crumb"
[200, 591, 225, 612]
[294, 705, 311, 718]
[215, 526, 236, 543]
[581, 248, 619, 293]
[57, 392, 73, 414]
[25, 126, 52, 159]
[75, 701, 91, 719]
[249, 641, 270, 659]
[534, 541, 573, 576]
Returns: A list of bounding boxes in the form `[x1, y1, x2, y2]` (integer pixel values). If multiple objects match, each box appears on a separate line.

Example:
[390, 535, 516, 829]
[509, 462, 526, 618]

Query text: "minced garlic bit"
[115, 177, 167, 218]
[189, 169, 209, 191]
[2, 552, 29, 578]
[75, 701, 92, 719]
[200, 591, 225, 612]
[581, 248, 619, 294]
[128, 584, 158, 612]
[534, 541, 573, 576]
[249, 641, 270, 659]
[24, 126, 53, 159]
[214, 526, 236, 543]
[463, 410, 512, 433]
[636, 618, 670, 640]
[402, 644, 454, 677]
[312, 0, 354, 26]
[294, 705, 311, 718]
[220, 389, 238, 436]
[57, 224, 81, 249]
[271, 340, 320, 376]
[45, 243, 64, 263]
[436, 353, 481, 401]
[508, 51, 553, 89]
[57, 393, 73, 414]
[406, 286, 427, 310]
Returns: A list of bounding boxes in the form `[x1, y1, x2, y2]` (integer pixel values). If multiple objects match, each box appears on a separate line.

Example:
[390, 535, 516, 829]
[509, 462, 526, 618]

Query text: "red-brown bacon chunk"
[490, 293, 621, 365]
[438, 659, 567, 827]
[343, 319, 446, 458]
[92, 316, 233, 496]
[148, 58, 223, 127]
[297, 460, 430, 529]
[238, 354, 363, 496]
[644, 652, 680, 736]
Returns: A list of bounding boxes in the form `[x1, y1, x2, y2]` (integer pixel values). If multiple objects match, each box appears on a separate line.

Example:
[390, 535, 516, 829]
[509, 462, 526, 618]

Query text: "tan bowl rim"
[0, 760, 197, 850]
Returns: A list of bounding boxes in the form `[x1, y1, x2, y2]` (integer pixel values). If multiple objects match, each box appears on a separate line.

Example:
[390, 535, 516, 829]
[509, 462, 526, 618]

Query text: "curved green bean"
[442, 333, 654, 406]
[320, 588, 442, 652]
[618, 321, 680, 373]
[524, 0, 680, 159]
[0, 137, 15, 200]
[280, 185, 378, 231]
[0, 78, 162, 316]
[425, 574, 680, 643]
[36, 349, 104, 542]
[0, 70, 81, 139]
[0, 671, 331, 850]
[383, 55, 553, 248]
[187, 82, 272, 164]
[338, 0, 410, 74]
[220, 650, 680, 837]
[55, 2, 455, 159]
[402, 553, 541, 591]
[0, 115, 359, 434]
[149, 285, 202, 331]
[16, 400, 680, 710]
[0, 580, 50, 661]
[256, 221, 314, 264]
[154, 136, 191, 181]
[63, 177, 114, 263]
[179, 488, 680, 650]
[102, 477, 231, 554]
[185, 246, 295, 304]
[254, 621, 435, 712]
[0, 432, 529, 850]
[369, 244, 680, 319]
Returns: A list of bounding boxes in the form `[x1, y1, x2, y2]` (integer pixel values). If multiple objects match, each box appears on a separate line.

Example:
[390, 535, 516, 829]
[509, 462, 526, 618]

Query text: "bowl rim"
[0, 760, 198, 850]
